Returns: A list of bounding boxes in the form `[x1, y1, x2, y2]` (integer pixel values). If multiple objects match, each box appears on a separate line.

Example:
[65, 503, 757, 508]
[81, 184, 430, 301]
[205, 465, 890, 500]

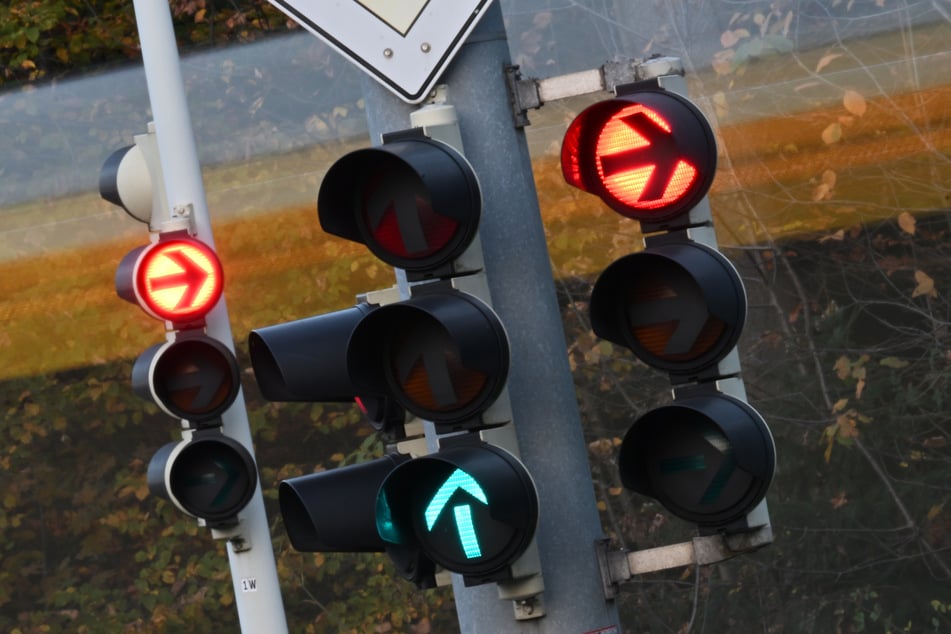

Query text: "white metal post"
[130, 2, 289, 631]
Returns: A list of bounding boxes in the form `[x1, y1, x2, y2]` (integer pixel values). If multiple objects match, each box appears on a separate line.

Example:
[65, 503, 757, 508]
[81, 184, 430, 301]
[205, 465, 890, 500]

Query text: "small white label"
[241, 578, 258, 593]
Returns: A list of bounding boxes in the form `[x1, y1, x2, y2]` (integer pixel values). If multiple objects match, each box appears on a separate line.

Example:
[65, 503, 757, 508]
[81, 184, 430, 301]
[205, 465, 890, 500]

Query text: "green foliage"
[0, 0, 292, 88]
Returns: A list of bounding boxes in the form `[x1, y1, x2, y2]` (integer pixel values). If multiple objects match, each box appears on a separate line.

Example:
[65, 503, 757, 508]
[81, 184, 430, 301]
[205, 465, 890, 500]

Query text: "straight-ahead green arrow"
[425, 468, 488, 559]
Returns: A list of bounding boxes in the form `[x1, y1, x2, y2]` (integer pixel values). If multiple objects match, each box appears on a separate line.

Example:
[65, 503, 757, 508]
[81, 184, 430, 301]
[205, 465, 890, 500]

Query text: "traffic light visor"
[280, 454, 410, 552]
[249, 304, 372, 402]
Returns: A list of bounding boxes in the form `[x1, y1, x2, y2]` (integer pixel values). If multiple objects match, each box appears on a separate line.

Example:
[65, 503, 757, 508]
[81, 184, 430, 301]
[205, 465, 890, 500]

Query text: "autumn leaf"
[912, 270, 937, 298]
[897, 211, 916, 235]
[830, 491, 848, 509]
[842, 90, 867, 117]
[854, 370, 866, 400]
[821, 122, 842, 144]
[815, 52, 842, 73]
[879, 356, 909, 369]
[812, 169, 837, 201]
[819, 229, 844, 242]
[822, 423, 837, 462]
[836, 413, 859, 439]
[720, 28, 750, 48]
[833, 356, 851, 380]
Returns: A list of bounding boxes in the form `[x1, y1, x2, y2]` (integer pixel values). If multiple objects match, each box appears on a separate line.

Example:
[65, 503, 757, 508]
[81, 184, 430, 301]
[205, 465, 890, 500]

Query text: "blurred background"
[1, 0, 950, 631]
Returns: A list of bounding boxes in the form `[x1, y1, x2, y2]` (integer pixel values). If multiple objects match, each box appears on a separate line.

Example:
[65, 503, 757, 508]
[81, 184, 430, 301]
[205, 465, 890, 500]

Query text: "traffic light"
[249, 123, 540, 590]
[115, 236, 225, 327]
[562, 88, 717, 226]
[377, 437, 538, 585]
[562, 79, 775, 534]
[103, 149, 257, 529]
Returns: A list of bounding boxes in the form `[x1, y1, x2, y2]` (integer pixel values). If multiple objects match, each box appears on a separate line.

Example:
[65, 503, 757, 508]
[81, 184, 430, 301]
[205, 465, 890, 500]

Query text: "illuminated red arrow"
[135, 239, 223, 323]
[598, 109, 689, 204]
[147, 249, 210, 310]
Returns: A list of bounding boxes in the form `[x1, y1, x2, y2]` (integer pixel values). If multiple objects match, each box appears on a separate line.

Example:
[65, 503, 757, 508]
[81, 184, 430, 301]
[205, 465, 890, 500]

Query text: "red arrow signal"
[146, 248, 211, 309]
[561, 89, 717, 225]
[596, 105, 699, 210]
[117, 238, 224, 324]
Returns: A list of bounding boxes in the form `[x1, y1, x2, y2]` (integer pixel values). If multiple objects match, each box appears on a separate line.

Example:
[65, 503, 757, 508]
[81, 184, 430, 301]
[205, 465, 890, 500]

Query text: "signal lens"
[389, 319, 489, 414]
[362, 164, 460, 260]
[561, 91, 717, 224]
[136, 239, 224, 323]
[624, 276, 727, 362]
[590, 243, 745, 377]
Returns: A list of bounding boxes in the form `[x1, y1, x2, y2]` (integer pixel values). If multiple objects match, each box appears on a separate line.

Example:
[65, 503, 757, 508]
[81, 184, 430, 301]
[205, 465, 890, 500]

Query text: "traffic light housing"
[250, 122, 539, 592]
[561, 88, 717, 227]
[377, 439, 538, 586]
[317, 129, 481, 279]
[132, 333, 241, 422]
[104, 143, 257, 529]
[562, 78, 775, 534]
[346, 287, 509, 429]
[589, 239, 746, 381]
[618, 393, 774, 528]
[147, 430, 257, 528]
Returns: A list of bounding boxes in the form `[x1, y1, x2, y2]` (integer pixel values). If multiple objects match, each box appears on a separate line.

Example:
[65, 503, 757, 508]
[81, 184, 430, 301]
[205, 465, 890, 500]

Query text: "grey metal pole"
[361, 3, 620, 632]
[131, 2, 289, 632]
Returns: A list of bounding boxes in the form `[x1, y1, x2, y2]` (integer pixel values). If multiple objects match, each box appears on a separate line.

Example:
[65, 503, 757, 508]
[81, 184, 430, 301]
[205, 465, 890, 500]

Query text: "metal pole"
[131, 2, 289, 632]
[361, 3, 620, 631]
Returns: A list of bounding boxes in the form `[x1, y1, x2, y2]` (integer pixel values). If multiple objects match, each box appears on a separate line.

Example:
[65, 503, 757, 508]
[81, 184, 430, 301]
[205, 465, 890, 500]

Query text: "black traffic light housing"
[377, 437, 538, 586]
[318, 128, 481, 280]
[562, 77, 775, 535]
[618, 390, 774, 531]
[249, 303, 373, 403]
[590, 237, 747, 382]
[147, 429, 257, 529]
[252, 119, 539, 595]
[347, 286, 510, 430]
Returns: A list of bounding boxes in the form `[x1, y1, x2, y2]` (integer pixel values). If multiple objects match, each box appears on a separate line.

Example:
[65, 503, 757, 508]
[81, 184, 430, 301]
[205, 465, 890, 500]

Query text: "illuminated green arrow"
[425, 469, 488, 559]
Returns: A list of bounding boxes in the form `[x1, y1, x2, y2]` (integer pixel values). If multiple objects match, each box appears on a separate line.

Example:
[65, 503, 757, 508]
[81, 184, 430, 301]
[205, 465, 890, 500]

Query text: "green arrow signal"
[425, 468, 488, 560]
[659, 429, 736, 505]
